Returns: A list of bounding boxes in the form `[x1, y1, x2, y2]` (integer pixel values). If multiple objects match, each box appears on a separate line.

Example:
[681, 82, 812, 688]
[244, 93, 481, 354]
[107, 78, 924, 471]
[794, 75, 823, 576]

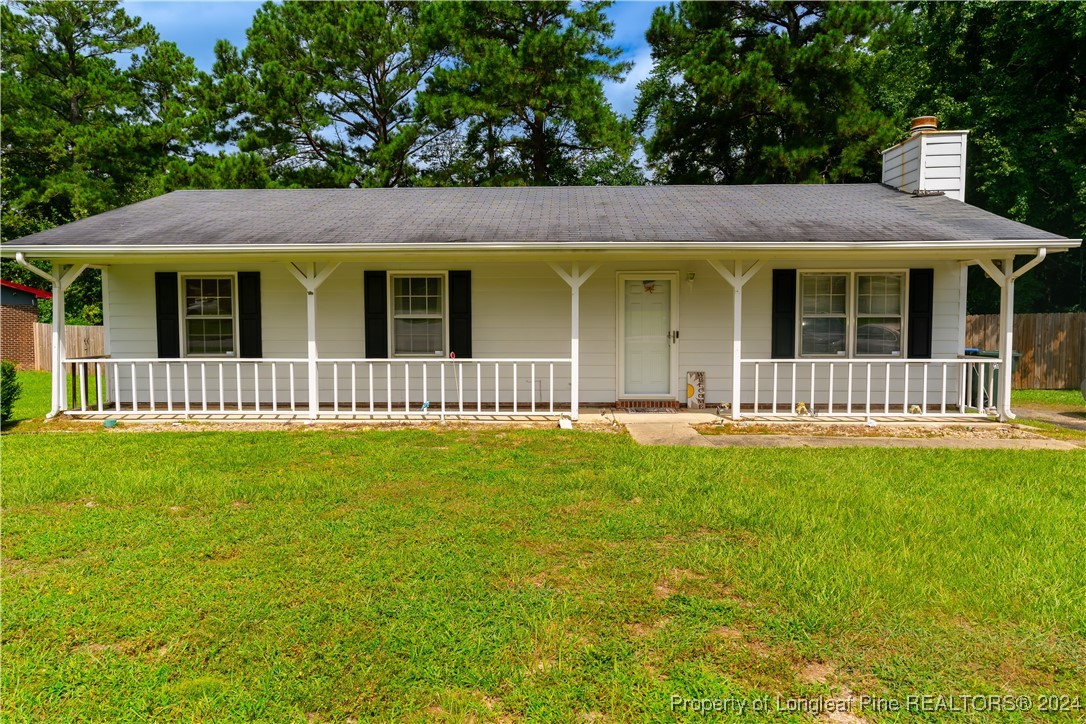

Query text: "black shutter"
[448, 270, 472, 358]
[771, 269, 797, 358]
[364, 270, 388, 358]
[237, 272, 262, 358]
[155, 272, 180, 358]
[907, 268, 934, 358]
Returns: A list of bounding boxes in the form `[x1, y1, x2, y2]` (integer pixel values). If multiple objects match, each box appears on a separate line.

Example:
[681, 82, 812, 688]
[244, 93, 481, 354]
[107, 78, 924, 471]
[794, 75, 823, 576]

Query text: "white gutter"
[0, 238, 1078, 258]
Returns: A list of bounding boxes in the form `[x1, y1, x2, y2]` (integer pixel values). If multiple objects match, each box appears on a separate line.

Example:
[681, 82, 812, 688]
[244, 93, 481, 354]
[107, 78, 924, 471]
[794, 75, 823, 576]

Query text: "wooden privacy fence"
[32, 323, 104, 371]
[966, 313, 1086, 389]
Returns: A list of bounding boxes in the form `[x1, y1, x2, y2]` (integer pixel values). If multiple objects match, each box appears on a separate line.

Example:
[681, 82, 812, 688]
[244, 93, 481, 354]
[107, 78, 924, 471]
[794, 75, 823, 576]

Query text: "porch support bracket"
[971, 249, 1047, 421]
[548, 262, 599, 422]
[286, 262, 342, 419]
[709, 259, 763, 421]
[14, 253, 90, 417]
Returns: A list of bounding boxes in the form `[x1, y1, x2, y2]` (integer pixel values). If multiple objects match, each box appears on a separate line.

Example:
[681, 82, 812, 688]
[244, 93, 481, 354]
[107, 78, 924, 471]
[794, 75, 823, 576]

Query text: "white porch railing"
[62, 357, 572, 419]
[738, 358, 999, 416]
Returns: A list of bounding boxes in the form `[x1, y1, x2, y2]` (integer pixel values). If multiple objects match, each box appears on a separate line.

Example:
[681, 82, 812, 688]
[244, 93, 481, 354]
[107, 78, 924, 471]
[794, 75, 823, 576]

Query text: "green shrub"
[1, 360, 22, 424]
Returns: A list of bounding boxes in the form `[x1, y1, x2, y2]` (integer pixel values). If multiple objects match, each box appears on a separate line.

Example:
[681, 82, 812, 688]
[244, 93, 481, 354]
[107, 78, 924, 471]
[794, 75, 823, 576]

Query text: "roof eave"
[0, 237, 1077, 260]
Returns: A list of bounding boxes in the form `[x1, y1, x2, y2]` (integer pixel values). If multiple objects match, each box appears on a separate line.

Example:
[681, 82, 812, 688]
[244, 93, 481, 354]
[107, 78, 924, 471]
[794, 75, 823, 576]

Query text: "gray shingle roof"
[1, 185, 1071, 250]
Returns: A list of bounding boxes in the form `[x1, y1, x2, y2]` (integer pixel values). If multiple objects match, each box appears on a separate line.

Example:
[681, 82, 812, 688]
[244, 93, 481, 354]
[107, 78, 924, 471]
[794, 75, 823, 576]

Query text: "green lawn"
[1013, 388, 1086, 409]
[3, 372, 1086, 720]
[3, 430, 1085, 721]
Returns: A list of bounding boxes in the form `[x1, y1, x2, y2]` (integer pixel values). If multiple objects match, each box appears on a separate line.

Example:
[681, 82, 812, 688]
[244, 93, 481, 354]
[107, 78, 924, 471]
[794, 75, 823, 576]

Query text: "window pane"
[856, 318, 902, 356]
[801, 317, 846, 355]
[186, 318, 233, 355]
[393, 318, 443, 355]
[857, 274, 902, 315]
[801, 274, 847, 315]
[393, 276, 442, 316]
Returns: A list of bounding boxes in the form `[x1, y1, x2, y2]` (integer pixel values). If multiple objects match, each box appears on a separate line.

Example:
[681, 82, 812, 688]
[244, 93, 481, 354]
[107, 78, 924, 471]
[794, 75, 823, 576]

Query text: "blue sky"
[121, 0, 666, 117]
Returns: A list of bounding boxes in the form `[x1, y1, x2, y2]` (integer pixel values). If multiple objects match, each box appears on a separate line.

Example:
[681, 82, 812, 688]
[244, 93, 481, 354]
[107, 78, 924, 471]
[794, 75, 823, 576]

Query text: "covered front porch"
[22, 251, 1041, 424]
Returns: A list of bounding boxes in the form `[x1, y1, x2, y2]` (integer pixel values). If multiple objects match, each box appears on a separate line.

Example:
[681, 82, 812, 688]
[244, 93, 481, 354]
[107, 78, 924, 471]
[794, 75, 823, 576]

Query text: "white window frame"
[797, 270, 909, 358]
[388, 271, 449, 358]
[179, 272, 239, 358]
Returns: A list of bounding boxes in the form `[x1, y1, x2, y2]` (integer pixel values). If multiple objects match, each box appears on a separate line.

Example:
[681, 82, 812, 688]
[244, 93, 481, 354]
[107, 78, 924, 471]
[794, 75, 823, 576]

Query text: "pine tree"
[420, 1, 633, 186]
[635, 1, 900, 184]
[211, 1, 447, 188]
[1, 0, 203, 322]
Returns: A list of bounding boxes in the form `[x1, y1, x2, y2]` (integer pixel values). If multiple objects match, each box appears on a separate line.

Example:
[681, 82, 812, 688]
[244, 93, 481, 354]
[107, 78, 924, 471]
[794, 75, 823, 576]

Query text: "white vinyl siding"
[881, 130, 968, 202]
[103, 258, 963, 407]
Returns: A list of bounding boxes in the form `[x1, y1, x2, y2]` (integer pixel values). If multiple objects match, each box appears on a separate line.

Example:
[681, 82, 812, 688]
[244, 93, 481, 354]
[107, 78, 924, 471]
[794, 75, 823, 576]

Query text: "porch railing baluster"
[865, 363, 872, 416]
[752, 362, 759, 414]
[846, 362, 853, 415]
[772, 363, 779, 414]
[289, 362, 296, 413]
[549, 363, 554, 414]
[884, 364, 891, 413]
[922, 363, 929, 415]
[903, 363, 910, 415]
[826, 363, 833, 414]
[790, 362, 797, 415]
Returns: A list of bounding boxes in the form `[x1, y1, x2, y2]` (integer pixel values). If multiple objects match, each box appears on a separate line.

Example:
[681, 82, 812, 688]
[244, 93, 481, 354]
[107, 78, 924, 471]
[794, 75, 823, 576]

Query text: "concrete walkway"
[609, 410, 1081, 451]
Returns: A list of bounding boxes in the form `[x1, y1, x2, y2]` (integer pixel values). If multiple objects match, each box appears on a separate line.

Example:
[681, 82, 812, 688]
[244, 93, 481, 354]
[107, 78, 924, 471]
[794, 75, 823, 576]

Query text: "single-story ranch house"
[3, 118, 1080, 423]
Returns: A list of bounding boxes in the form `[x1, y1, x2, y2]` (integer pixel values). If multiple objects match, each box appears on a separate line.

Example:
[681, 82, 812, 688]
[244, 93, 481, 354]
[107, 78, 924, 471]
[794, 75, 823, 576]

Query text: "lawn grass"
[3, 426, 1085, 721]
[1012, 388, 1086, 410]
[7, 369, 52, 423]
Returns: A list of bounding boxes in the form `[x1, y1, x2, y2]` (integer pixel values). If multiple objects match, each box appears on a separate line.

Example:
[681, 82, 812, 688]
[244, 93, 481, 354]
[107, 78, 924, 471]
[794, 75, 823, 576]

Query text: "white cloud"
[605, 48, 655, 118]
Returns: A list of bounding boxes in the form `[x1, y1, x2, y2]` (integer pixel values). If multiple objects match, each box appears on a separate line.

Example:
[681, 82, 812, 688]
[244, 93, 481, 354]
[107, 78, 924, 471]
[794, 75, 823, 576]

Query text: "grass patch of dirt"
[695, 421, 1042, 439]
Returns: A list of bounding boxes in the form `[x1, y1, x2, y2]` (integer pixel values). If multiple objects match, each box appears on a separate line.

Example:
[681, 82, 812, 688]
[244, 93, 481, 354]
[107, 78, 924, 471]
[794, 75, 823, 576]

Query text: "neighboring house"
[1, 279, 50, 369]
[1, 118, 1080, 422]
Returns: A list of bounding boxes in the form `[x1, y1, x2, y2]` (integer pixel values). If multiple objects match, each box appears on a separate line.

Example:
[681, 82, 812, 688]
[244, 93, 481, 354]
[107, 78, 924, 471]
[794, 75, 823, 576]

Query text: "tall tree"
[420, 1, 633, 186]
[635, 1, 901, 184]
[212, 1, 446, 188]
[902, 1, 1086, 313]
[1, 0, 203, 322]
[1, 0, 203, 228]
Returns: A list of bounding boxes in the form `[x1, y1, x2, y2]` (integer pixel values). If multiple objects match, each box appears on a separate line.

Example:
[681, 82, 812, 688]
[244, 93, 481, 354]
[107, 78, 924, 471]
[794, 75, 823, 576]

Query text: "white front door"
[620, 276, 675, 397]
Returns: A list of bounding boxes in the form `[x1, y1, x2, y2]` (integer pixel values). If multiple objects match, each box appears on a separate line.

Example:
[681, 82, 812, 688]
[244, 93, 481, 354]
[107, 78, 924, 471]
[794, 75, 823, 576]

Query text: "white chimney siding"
[881, 127, 969, 202]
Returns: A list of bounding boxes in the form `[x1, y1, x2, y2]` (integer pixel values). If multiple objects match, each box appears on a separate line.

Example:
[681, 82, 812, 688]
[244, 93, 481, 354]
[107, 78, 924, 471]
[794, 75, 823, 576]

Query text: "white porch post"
[997, 256, 1015, 422]
[14, 255, 88, 417]
[287, 261, 341, 419]
[549, 262, 598, 421]
[975, 249, 1046, 421]
[52, 266, 66, 414]
[709, 259, 762, 421]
